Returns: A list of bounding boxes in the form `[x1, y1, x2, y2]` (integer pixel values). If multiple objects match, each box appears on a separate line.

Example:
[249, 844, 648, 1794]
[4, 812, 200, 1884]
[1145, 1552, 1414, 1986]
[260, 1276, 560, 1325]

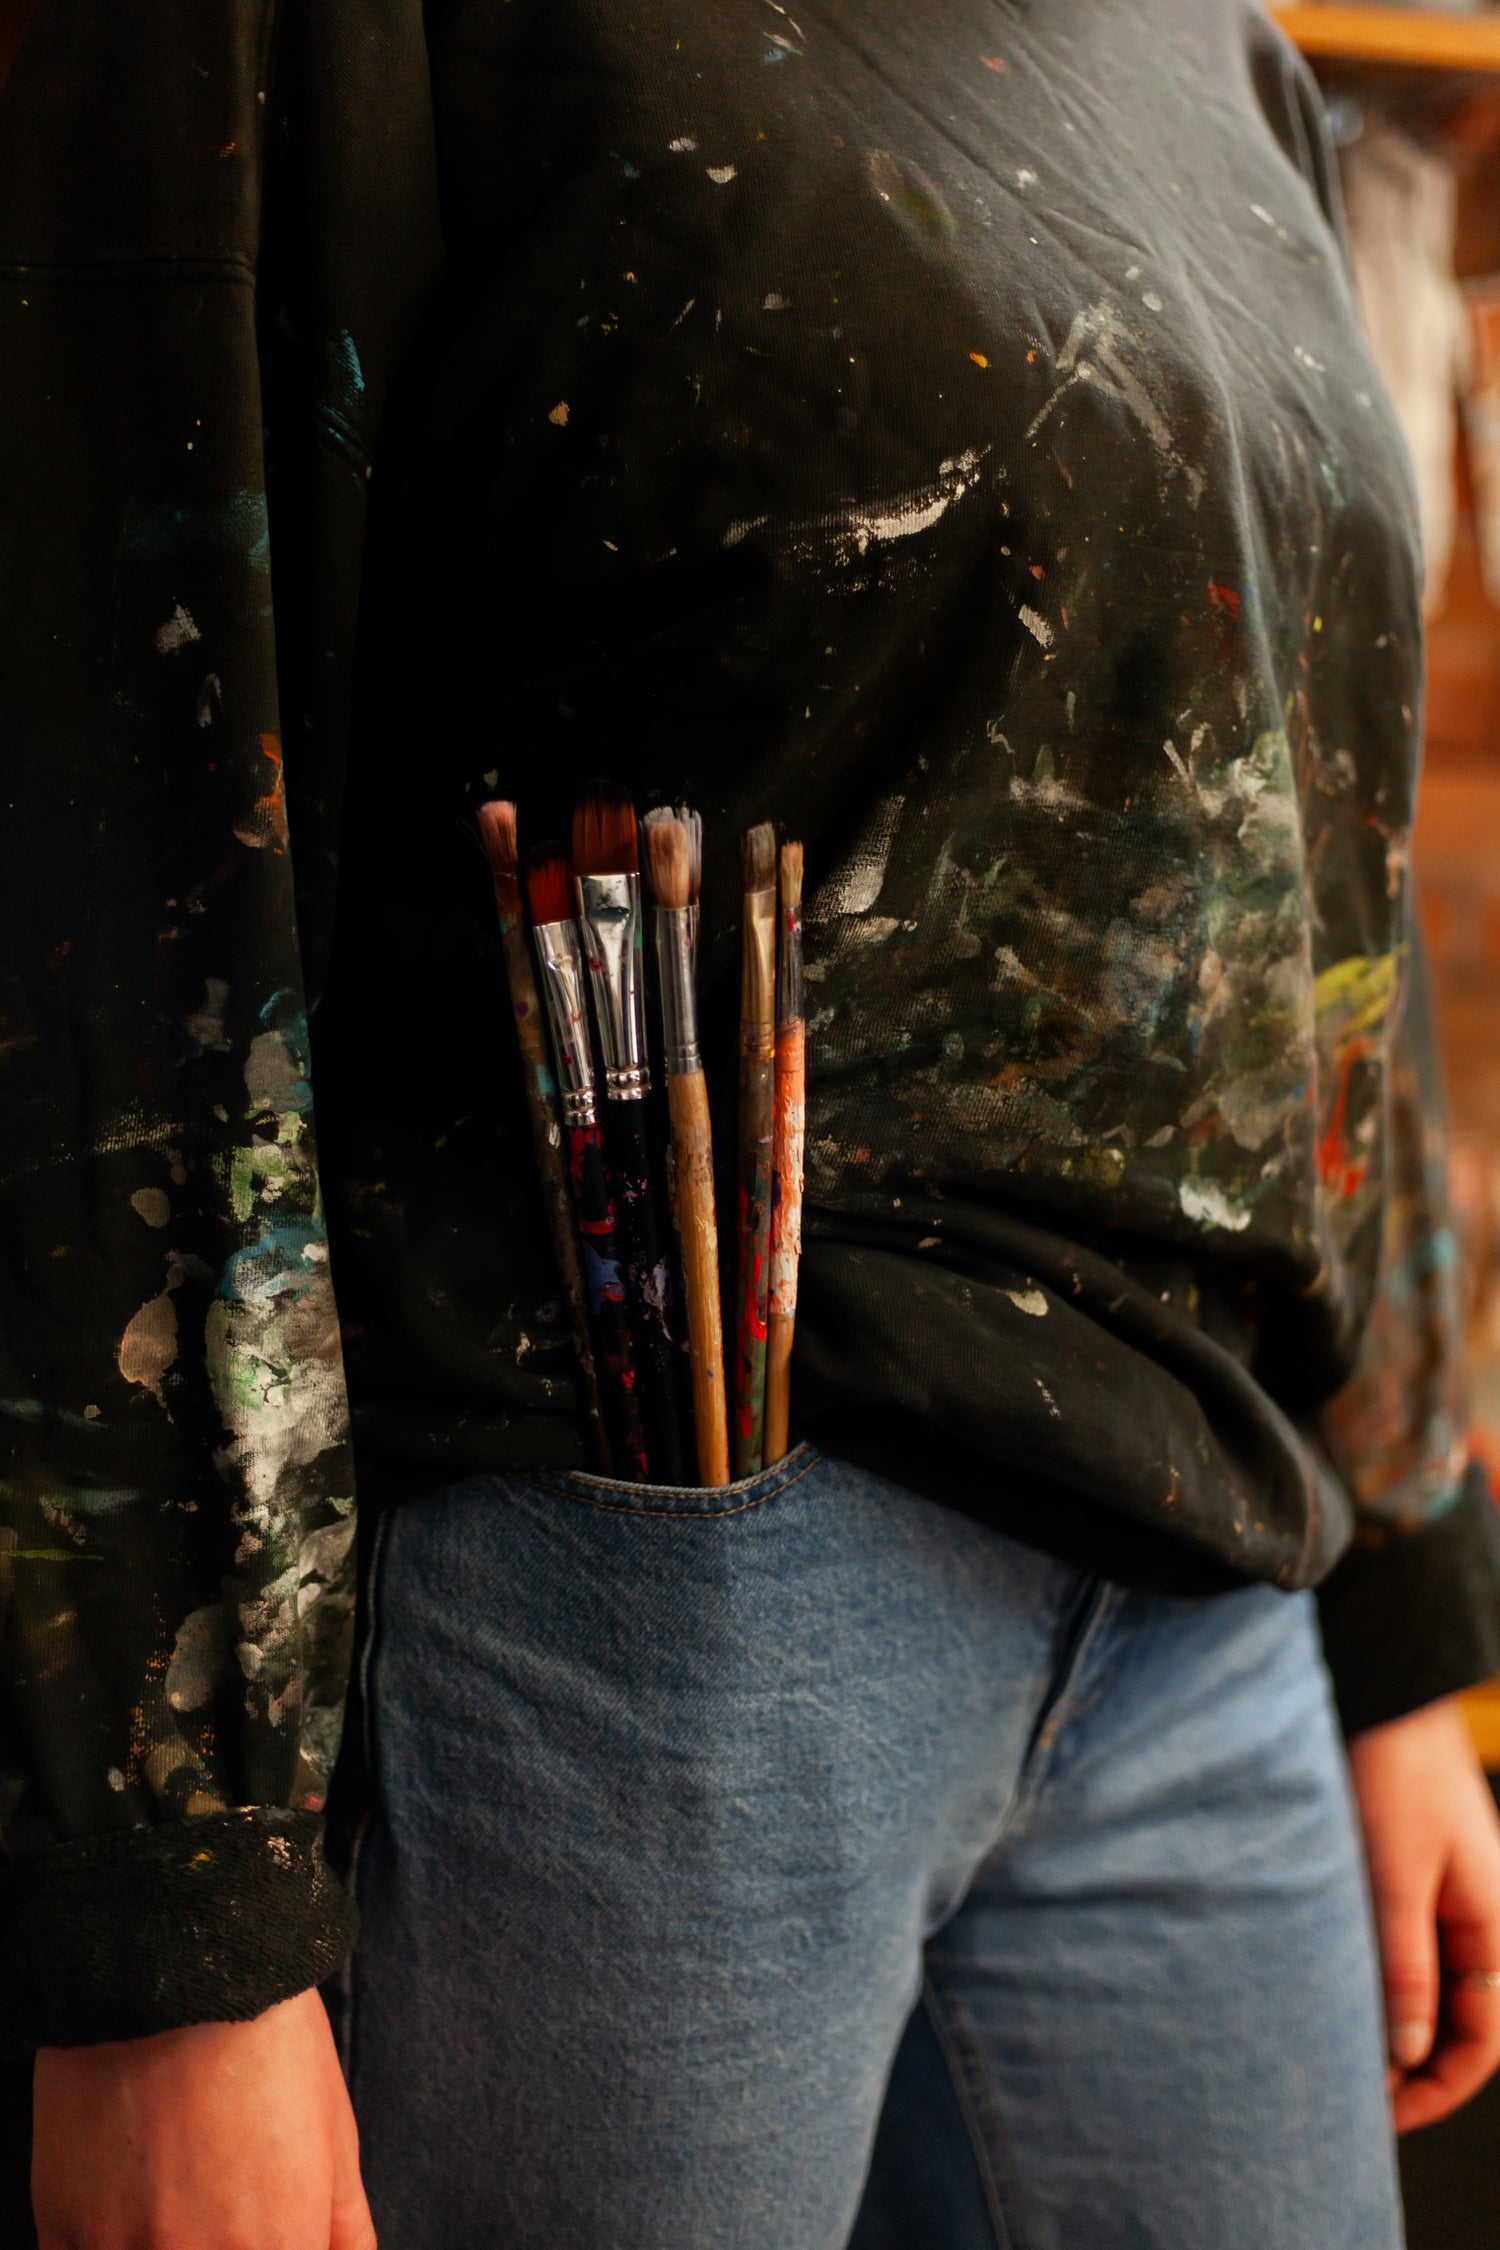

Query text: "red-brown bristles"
[476, 798, 519, 877]
[525, 846, 577, 928]
[645, 813, 692, 913]
[573, 781, 639, 878]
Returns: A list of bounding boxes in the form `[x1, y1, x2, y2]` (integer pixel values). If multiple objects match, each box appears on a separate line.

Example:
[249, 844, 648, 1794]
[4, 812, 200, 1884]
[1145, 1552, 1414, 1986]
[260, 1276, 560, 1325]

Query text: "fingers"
[1371, 1867, 1442, 2082]
[1392, 1981, 1500, 2132]
[331, 2093, 378, 2250]
[1392, 1854, 1500, 2134]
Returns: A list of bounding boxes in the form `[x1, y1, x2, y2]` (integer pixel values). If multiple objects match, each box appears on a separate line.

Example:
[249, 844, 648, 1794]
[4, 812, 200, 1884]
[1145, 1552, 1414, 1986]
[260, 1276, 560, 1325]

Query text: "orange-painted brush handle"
[765, 1019, 805, 1466]
[667, 1069, 730, 1486]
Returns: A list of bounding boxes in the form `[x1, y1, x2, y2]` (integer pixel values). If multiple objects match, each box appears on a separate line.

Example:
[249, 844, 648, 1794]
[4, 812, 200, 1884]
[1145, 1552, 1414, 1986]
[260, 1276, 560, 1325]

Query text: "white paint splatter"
[813, 795, 905, 918]
[155, 603, 201, 655]
[183, 977, 232, 1054]
[1178, 1180, 1252, 1233]
[1026, 301, 1204, 506]
[706, 164, 737, 185]
[167, 1600, 234, 1711]
[1162, 738, 1191, 787]
[130, 1187, 170, 1228]
[1142, 291, 1163, 312]
[1004, 1286, 1048, 1317]
[1018, 604, 1054, 649]
[668, 135, 698, 152]
[1036, 1379, 1061, 1417]
[763, 291, 790, 311]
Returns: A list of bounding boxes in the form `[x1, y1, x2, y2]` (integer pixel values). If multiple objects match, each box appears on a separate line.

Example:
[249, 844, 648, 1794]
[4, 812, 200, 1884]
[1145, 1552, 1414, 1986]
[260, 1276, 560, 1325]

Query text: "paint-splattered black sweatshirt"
[3, 0, 1499, 2048]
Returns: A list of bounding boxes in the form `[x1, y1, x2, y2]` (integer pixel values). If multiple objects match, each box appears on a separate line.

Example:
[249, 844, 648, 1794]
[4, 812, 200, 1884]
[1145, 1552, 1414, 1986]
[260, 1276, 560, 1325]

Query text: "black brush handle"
[604, 1098, 685, 1484]
[568, 1122, 650, 1481]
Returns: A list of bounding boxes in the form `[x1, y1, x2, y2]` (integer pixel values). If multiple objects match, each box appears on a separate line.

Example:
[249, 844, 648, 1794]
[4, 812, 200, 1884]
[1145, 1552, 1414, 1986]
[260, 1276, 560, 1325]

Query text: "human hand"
[1349, 1693, 1500, 2134]
[32, 1985, 375, 2248]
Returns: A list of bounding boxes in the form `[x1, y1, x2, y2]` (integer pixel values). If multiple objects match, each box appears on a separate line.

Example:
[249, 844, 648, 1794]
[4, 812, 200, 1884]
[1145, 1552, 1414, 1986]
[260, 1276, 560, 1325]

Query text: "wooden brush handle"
[765, 1018, 805, 1467]
[605, 1099, 686, 1485]
[667, 1070, 729, 1486]
[733, 1033, 775, 1479]
[568, 1122, 650, 1481]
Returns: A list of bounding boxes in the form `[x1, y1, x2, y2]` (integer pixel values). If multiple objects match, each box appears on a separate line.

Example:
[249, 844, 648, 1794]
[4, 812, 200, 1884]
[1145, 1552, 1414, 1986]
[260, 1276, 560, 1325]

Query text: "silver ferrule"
[532, 918, 599, 1128]
[654, 906, 701, 1075]
[576, 870, 651, 1100]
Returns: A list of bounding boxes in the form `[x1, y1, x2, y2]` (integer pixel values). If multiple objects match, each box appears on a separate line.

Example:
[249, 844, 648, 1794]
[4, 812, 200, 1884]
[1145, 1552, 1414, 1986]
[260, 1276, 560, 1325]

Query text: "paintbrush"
[733, 820, 778, 1478]
[573, 784, 686, 1484]
[478, 801, 609, 1471]
[765, 840, 804, 1466]
[525, 846, 650, 1481]
[646, 811, 729, 1487]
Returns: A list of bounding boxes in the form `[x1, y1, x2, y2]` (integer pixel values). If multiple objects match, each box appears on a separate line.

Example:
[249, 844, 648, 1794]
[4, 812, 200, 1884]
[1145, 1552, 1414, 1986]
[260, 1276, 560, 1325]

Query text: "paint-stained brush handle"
[765, 1016, 804, 1466]
[569, 1122, 650, 1481]
[733, 1033, 775, 1478]
[604, 1100, 686, 1485]
[666, 1070, 730, 1485]
[495, 897, 610, 1471]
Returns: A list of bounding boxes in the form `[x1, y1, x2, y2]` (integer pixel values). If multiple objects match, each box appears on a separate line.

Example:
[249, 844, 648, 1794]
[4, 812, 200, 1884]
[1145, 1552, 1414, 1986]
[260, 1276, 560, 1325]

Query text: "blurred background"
[1279, 5, 1500, 2237]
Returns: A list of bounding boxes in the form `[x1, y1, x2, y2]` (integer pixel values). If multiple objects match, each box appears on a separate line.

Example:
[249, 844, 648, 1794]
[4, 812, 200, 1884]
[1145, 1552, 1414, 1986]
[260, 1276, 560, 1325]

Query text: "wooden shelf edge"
[1273, 5, 1500, 72]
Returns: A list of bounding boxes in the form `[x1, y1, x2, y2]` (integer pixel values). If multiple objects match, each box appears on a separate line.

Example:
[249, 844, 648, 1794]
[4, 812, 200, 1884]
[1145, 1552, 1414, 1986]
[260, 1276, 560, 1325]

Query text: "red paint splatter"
[1317, 1036, 1377, 1203]
[980, 54, 1008, 72]
[234, 734, 289, 852]
[1207, 580, 1242, 621]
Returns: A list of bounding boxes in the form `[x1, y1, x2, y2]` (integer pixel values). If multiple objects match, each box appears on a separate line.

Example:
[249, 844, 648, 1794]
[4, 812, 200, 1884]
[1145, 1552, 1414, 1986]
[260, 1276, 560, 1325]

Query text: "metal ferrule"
[741, 886, 777, 1040]
[532, 918, 599, 1128]
[576, 870, 651, 1100]
[654, 906, 700, 1076]
[777, 902, 804, 1031]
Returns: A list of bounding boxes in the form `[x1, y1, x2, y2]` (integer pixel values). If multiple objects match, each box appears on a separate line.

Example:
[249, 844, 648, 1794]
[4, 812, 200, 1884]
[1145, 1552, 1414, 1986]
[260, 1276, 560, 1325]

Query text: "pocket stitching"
[526, 1447, 822, 1521]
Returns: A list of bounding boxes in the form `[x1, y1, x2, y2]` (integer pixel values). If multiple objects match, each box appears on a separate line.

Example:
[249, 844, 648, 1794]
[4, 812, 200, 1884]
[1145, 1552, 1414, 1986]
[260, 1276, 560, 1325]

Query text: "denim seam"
[920, 1968, 1030, 2250]
[985, 1579, 1122, 1860]
[335, 1503, 394, 2085]
[525, 1449, 822, 1520]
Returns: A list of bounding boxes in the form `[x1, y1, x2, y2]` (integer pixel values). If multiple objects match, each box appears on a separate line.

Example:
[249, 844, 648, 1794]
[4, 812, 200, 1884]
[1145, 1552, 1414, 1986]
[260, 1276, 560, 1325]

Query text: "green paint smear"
[14, 1549, 105, 1563]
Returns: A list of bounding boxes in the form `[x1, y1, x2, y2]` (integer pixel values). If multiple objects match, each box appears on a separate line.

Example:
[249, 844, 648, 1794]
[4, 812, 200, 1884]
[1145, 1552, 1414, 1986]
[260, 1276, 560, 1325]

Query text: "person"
[8, 0, 1500, 2243]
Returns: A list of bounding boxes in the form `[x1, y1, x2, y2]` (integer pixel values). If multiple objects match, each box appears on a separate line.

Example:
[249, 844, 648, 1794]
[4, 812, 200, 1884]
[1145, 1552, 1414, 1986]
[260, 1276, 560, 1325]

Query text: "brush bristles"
[641, 805, 674, 881]
[525, 847, 576, 929]
[646, 803, 704, 901]
[477, 798, 519, 877]
[743, 820, 776, 895]
[646, 815, 692, 913]
[779, 840, 803, 910]
[679, 807, 703, 902]
[573, 781, 639, 877]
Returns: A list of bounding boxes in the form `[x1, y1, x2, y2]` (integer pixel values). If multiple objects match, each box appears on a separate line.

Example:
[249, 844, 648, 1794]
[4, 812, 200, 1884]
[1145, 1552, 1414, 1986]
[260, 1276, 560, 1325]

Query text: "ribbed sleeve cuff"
[1317, 1461, 1500, 1736]
[0, 1806, 358, 2048]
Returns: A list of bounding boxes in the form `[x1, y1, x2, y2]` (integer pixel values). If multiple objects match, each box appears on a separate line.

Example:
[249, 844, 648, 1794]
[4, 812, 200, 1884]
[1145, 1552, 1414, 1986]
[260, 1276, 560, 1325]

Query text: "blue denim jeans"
[332, 1444, 1404, 2249]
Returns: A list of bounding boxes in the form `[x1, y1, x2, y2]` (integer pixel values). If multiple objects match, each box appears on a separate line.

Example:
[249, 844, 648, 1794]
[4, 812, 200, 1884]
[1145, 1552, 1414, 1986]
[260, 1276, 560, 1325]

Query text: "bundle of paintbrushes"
[482, 788, 803, 1489]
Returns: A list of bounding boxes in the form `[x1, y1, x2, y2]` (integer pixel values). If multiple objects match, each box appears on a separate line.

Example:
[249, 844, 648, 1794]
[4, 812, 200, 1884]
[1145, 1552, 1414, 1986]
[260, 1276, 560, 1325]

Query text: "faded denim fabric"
[333, 1447, 1403, 2250]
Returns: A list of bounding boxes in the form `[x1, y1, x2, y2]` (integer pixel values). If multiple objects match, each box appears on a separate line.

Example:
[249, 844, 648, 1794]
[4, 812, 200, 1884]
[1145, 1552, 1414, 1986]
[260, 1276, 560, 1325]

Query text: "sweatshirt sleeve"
[0, 0, 440, 2045]
[1315, 933, 1500, 1734]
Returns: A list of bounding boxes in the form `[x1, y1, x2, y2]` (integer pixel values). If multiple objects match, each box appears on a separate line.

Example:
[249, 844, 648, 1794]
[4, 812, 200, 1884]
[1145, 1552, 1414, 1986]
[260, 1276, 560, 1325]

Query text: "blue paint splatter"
[220, 1217, 329, 1305]
[125, 491, 271, 572]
